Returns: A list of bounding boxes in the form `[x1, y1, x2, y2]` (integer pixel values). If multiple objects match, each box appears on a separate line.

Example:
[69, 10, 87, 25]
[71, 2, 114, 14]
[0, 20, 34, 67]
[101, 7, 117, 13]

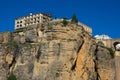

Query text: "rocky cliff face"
[0, 22, 115, 80]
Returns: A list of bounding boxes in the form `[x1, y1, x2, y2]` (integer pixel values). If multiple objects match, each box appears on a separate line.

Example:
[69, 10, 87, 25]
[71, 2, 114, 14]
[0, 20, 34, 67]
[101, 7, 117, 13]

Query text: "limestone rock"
[0, 33, 3, 43]
[25, 30, 37, 42]
[75, 37, 97, 80]
[0, 32, 11, 43]
[95, 46, 115, 80]
[0, 23, 116, 80]
[6, 53, 14, 65]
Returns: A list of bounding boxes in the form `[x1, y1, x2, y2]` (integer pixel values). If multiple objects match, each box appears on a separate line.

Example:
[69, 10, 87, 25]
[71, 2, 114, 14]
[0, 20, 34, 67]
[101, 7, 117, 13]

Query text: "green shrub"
[107, 48, 115, 58]
[97, 41, 105, 47]
[6, 41, 18, 49]
[48, 26, 53, 30]
[62, 18, 68, 26]
[7, 73, 17, 80]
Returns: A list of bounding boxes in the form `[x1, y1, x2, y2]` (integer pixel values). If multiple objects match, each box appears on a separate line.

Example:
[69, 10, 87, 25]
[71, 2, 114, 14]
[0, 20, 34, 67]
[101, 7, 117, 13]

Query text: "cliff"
[0, 21, 115, 80]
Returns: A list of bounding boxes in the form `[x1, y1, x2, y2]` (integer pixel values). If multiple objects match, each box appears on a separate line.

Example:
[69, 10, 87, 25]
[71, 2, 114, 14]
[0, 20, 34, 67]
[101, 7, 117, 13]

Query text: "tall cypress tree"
[71, 14, 78, 23]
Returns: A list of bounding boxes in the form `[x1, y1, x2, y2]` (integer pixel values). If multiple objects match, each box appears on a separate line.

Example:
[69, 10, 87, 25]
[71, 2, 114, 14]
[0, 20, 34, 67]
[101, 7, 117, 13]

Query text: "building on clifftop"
[14, 13, 92, 36]
[15, 13, 51, 30]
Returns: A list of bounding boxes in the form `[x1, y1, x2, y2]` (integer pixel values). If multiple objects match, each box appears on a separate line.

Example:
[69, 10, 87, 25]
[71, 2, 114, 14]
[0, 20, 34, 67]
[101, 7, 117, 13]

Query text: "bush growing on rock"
[107, 48, 115, 58]
[97, 41, 105, 47]
[6, 41, 18, 49]
[48, 26, 53, 30]
[62, 18, 68, 26]
[7, 73, 17, 80]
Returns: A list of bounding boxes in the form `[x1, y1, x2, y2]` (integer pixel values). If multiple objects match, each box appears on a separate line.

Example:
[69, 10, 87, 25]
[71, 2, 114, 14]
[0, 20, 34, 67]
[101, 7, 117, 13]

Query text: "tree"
[71, 14, 78, 23]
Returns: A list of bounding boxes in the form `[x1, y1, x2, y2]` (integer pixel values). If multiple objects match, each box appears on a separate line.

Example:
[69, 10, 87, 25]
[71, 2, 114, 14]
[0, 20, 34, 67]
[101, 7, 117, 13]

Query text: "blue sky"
[0, 0, 120, 38]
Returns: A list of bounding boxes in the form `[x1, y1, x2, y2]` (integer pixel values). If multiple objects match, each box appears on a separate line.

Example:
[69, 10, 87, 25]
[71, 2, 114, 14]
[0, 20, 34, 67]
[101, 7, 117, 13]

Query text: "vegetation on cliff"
[62, 18, 68, 26]
[107, 48, 115, 58]
[7, 72, 17, 80]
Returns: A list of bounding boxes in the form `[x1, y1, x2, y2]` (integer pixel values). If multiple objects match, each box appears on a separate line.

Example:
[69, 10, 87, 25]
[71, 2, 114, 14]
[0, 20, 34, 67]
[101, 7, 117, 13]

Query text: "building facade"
[15, 13, 51, 30]
[95, 35, 120, 50]
[78, 22, 92, 35]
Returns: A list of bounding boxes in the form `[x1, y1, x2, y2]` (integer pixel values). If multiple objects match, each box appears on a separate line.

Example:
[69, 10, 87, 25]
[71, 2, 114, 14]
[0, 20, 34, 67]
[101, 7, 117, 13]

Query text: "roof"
[94, 34, 112, 40]
[15, 12, 51, 20]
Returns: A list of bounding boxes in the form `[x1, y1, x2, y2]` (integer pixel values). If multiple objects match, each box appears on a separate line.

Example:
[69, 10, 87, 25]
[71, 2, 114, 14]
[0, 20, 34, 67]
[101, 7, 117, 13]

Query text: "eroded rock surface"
[0, 22, 115, 80]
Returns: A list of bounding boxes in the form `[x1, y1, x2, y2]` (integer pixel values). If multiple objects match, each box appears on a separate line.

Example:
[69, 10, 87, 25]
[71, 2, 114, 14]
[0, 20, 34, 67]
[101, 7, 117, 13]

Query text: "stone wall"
[96, 39, 120, 50]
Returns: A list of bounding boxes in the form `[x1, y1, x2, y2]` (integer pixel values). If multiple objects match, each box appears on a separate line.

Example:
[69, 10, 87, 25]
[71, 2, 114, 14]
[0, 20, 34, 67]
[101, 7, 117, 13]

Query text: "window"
[17, 21, 19, 24]
[20, 25, 22, 27]
[17, 25, 19, 27]
[20, 21, 22, 23]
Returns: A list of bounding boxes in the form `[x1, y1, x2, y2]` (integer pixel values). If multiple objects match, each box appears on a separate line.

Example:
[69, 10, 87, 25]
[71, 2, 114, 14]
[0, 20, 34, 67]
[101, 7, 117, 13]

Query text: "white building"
[94, 34, 112, 40]
[15, 13, 51, 30]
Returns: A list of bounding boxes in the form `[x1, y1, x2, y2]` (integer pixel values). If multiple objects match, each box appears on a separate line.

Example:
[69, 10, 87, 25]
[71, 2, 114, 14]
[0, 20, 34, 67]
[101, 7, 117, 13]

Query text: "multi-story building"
[15, 13, 51, 30]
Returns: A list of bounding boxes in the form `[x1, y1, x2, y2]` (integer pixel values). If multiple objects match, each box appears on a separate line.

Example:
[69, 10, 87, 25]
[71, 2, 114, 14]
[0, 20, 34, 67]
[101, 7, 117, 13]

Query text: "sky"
[0, 0, 120, 38]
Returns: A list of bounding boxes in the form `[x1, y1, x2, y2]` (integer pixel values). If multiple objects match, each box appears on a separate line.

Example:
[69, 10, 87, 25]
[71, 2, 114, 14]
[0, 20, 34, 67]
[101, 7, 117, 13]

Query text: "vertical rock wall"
[115, 51, 120, 80]
[0, 23, 116, 80]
